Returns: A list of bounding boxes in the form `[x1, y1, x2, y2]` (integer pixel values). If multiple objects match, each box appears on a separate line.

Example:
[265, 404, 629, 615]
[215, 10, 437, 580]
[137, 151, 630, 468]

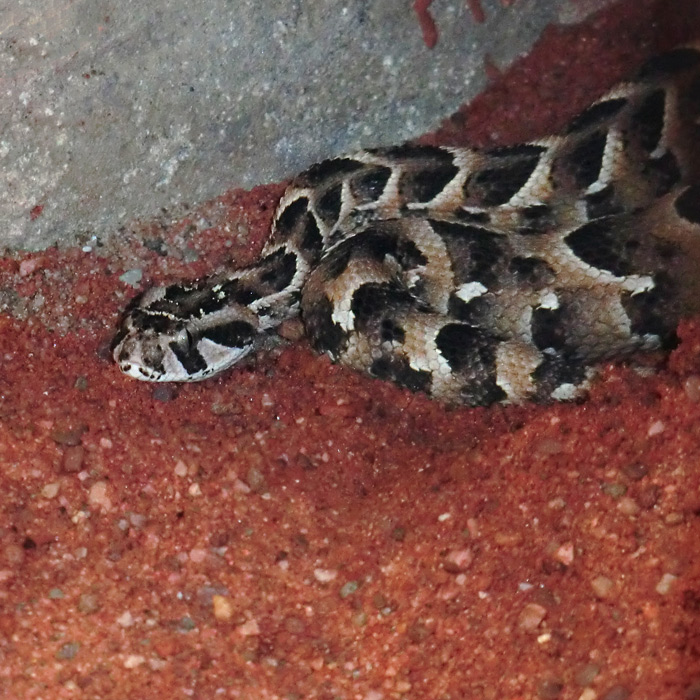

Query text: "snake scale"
[113, 45, 700, 406]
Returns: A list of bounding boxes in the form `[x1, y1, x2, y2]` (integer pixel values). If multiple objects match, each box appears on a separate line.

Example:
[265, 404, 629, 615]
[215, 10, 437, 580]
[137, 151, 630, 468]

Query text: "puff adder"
[113, 45, 700, 406]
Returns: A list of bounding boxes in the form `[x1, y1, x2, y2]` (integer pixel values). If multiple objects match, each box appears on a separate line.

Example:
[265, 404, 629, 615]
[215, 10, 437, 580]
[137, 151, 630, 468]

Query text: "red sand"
[1, 2, 700, 698]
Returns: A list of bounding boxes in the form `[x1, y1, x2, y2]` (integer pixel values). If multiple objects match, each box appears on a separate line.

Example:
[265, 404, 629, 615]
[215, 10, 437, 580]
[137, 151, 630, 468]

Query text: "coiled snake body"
[114, 46, 700, 406]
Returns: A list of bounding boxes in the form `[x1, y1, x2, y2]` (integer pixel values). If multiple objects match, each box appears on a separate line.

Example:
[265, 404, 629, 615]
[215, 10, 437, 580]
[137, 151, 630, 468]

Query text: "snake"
[113, 45, 700, 407]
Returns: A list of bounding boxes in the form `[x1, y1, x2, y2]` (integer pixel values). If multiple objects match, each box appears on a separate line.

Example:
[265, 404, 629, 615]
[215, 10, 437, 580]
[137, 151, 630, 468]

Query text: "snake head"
[112, 282, 260, 382]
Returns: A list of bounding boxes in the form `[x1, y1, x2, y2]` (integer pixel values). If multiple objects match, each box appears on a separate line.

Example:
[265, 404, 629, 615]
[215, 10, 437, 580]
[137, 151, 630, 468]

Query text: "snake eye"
[174, 328, 195, 351]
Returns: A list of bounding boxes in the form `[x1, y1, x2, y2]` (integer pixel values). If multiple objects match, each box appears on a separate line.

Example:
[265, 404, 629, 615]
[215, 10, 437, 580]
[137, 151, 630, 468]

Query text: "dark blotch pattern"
[164, 281, 207, 304]
[485, 144, 548, 159]
[321, 243, 354, 281]
[565, 218, 633, 276]
[275, 197, 309, 240]
[531, 306, 567, 351]
[435, 322, 493, 372]
[631, 90, 666, 152]
[566, 97, 627, 134]
[433, 322, 509, 406]
[222, 280, 263, 306]
[531, 352, 587, 402]
[349, 165, 392, 203]
[509, 256, 555, 288]
[675, 184, 700, 223]
[447, 294, 489, 324]
[564, 130, 608, 188]
[315, 184, 343, 227]
[637, 47, 700, 80]
[429, 221, 506, 287]
[374, 144, 456, 162]
[351, 283, 415, 332]
[370, 356, 431, 394]
[465, 152, 543, 206]
[645, 151, 681, 195]
[275, 197, 323, 257]
[454, 209, 491, 225]
[300, 211, 323, 254]
[259, 250, 297, 291]
[304, 296, 348, 357]
[380, 318, 405, 343]
[518, 204, 556, 235]
[201, 320, 256, 348]
[169, 340, 207, 376]
[197, 280, 262, 316]
[585, 185, 623, 219]
[298, 158, 365, 188]
[622, 273, 678, 347]
[138, 311, 179, 334]
[399, 162, 459, 203]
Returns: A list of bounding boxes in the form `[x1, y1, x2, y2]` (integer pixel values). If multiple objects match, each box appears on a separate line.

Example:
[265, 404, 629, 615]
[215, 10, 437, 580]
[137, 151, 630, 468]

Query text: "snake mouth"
[116, 360, 165, 382]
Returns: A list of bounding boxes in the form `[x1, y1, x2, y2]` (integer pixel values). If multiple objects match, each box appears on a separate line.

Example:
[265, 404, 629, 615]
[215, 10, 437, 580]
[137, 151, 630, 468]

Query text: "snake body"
[113, 46, 700, 406]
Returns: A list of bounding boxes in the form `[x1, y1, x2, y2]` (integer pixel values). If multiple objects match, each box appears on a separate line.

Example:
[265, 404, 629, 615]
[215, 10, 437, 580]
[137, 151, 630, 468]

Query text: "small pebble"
[601, 686, 631, 700]
[621, 462, 648, 481]
[123, 654, 145, 669]
[73, 376, 89, 391]
[41, 482, 60, 499]
[50, 425, 86, 446]
[683, 375, 700, 402]
[212, 594, 234, 621]
[591, 575, 615, 598]
[339, 580, 360, 598]
[237, 618, 260, 636]
[189, 548, 207, 563]
[56, 642, 80, 660]
[246, 466, 266, 493]
[518, 603, 547, 631]
[117, 611, 134, 627]
[62, 446, 84, 473]
[78, 593, 100, 614]
[647, 420, 664, 437]
[553, 542, 574, 566]
[177, 616, 196, 632]
[537, 678, 564, 699]
[617, 497, 640, 516]
[4, 544, 25, 567]
[407, 620, 432, 643]
[119, 269, 143, 287]
[364, 692, 384, 700]
[535, 438, 564, 455]
[19, 258, 39, 276]
[152, 384, 176, 402]
[655, 572, 677, 595]
[601, 482, 626, 499]
[443, 548, 474, 573]
[314, 568, 338, 583]
[88, 481, 112, 511]
[575, 663, 601, 686]
[664, 511, 684, 526]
